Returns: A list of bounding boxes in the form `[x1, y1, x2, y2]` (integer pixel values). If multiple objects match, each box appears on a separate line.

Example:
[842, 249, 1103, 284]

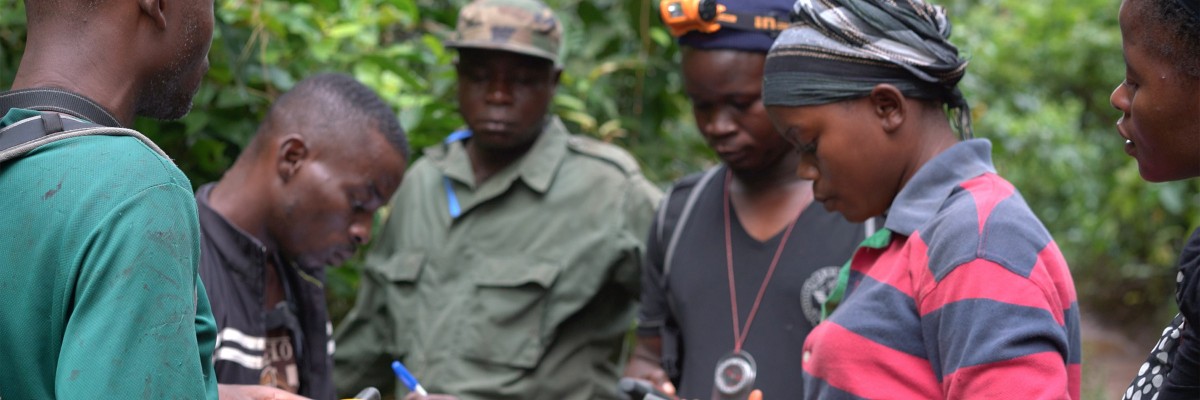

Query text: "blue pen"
[391, 360, 428, 396]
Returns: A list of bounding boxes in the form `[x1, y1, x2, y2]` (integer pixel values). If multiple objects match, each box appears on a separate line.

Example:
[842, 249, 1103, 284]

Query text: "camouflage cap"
[445, 0, 562, 66]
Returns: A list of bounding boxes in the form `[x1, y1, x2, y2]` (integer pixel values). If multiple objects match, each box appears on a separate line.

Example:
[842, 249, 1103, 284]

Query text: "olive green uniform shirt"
[334, 117, 661, 399]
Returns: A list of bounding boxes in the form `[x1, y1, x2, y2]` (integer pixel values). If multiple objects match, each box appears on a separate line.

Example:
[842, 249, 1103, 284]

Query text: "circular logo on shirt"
[801, 266, 841, 325]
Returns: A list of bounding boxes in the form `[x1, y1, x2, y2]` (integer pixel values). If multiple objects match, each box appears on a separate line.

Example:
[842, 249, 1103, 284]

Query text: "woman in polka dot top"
[1110, 0, 1200, 398]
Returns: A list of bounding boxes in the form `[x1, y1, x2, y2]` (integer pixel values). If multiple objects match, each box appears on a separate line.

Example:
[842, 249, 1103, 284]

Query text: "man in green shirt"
[332, 0, 662, 398]
[0, 0, 218, 398]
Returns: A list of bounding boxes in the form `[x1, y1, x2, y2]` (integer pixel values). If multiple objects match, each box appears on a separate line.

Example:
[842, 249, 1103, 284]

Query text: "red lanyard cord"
[723, 169, 803, 352]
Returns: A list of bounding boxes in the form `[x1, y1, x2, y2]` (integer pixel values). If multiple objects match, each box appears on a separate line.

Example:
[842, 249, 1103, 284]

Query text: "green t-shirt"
[0, 109, 218, 399]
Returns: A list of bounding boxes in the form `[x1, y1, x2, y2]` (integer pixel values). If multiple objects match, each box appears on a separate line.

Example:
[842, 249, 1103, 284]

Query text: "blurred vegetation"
[944, 0, 1200, 329]
[2, 0, 1198, 351]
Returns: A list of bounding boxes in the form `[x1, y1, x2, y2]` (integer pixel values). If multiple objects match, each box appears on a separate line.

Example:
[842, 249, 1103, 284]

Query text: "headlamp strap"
[717, 11, 790, 36]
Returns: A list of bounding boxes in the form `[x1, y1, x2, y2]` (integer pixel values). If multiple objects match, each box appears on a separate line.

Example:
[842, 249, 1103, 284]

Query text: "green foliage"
[946, 0, 1200, 327]
[0, 1, 26, 85]
[1, 0, 1196, 334]
[1, 0, 710, 318]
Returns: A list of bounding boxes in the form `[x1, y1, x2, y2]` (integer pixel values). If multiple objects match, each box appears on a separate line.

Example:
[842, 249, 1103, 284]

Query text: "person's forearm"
[219, 384, 312, 400]
[624, 337, 675, 396]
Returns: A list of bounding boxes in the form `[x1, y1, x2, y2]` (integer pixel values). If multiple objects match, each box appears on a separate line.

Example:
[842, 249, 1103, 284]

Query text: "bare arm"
[218, 384, 311, 400]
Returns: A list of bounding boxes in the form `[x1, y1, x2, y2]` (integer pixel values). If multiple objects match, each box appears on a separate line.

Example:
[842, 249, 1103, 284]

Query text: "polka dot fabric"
[1125, 228, 1200, 400]
[1124, 314, 1185, 400]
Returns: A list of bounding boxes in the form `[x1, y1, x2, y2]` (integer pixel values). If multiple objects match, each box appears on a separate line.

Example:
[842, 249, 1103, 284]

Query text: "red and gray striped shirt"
[802, 139, 1081, 399]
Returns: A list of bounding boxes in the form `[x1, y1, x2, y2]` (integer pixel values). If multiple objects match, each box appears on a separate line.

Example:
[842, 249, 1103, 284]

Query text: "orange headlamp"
[660, 0, 726, 37]
[659, 0, 790, 38]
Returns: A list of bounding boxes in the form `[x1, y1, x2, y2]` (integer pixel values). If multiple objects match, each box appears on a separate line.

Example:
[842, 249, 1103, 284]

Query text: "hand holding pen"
[392, 360, 460, 400]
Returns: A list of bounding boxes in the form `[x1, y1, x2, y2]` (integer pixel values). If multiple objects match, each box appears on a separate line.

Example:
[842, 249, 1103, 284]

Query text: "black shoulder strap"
[0, 88, 169, 165]
[654, 166, 720, 386]
[0, 88, 123, 128]
[660, 166, 721, 281]
[0, 112, 104, 153]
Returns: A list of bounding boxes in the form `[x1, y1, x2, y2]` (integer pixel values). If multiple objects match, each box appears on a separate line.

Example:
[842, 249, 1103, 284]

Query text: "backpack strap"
[0, 89, 169, 166]
[0, 114, 169, 165]
[660, 166, 721, 282]
[0, 88, 123, 127]
[652, 165, 721, 385]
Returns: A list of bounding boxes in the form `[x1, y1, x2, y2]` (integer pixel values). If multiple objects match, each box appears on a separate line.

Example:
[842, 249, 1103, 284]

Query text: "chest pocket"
[461, 255, 560, 369]
[374, 252, 425, 356]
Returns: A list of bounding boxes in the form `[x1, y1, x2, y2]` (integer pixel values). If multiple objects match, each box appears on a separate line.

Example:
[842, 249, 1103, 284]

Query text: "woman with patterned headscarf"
[1112, 0, 1200, 398]
[762, 0, 1081, 398]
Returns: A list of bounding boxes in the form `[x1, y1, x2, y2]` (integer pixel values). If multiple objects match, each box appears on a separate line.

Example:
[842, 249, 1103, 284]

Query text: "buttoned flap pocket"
[367, 251, 425, 356]
[461, 256, 560, 369]
[378, 252, 425, 283]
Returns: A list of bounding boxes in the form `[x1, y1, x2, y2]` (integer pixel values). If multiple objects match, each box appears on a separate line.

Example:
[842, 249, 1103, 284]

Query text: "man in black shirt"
[624, 0, 874, 398]
[198, 73, 408, 400]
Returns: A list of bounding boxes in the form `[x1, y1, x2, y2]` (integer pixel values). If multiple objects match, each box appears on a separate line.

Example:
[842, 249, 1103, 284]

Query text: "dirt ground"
[1081, 313, 1159, 400]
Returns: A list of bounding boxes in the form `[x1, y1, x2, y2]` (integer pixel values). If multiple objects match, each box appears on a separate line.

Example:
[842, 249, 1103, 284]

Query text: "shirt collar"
[883, 139, 996, 236]
[432, 115, 568, 194]
[195, 183, 277, 276]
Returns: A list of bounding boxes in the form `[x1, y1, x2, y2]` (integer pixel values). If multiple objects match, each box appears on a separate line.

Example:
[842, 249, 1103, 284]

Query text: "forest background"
[2, 0, 1198, 398]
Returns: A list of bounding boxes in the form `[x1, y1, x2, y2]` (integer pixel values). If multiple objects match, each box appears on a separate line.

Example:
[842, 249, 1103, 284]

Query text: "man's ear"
[137, 0, 167, 30]
[277, 135, 309, 184]
[869, 84, 906, 134]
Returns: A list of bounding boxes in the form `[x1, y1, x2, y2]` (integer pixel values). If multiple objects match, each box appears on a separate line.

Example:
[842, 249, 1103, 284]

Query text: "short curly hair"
[255, 73, 410, 161]
[1131, 0, 1200, 78]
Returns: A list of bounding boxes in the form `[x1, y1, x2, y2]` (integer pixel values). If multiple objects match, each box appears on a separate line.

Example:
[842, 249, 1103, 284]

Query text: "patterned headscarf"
[763, 0, 972, 138]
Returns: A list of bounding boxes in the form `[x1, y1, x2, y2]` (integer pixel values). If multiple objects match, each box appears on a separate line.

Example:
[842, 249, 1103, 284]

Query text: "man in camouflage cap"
[332, 0, 662, 399]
